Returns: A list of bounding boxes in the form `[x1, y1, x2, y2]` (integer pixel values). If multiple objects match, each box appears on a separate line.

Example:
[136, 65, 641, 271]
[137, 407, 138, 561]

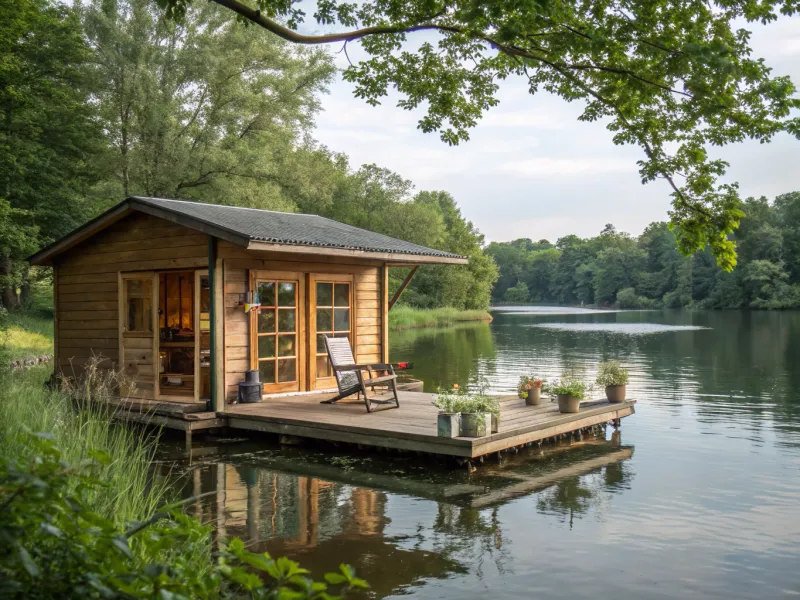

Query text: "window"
[315, 281, 351, 378]
[125, 278, 152, 333]
[255, 280, 298, 385]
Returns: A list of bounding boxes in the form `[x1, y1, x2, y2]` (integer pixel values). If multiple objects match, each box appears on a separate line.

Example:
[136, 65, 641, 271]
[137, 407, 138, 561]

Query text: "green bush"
[615, 287, 659, 309]
[0, 434, 368, 599]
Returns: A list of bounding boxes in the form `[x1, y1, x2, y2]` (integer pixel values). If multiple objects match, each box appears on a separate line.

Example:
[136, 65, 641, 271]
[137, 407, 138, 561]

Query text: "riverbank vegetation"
[0, 363, 368, 597]
[488, 192, 800, 310]
[389, 306, 492, 330]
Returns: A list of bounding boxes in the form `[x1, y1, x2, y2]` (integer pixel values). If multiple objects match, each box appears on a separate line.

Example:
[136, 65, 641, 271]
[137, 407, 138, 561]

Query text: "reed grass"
[0, 363, 171, 526]
[389, 306, 492, 330]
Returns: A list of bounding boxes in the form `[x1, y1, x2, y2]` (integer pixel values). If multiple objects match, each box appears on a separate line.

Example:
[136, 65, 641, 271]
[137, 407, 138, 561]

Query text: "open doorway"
[157, 270, 210, 402]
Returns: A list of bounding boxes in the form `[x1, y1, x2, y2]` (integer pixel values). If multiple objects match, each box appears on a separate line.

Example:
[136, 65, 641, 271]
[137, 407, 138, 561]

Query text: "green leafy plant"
[0, 433, 368, 599]
[549, 376, 587, 400]
[596, 361, 630, 387]
[454, 395, 500, 417]
[433, 387, 499, 416]
[433, 387, 460, 413]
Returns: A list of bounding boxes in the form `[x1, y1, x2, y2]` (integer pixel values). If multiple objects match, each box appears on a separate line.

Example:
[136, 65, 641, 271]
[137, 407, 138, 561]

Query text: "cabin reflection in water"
[180, 437, 634, 597]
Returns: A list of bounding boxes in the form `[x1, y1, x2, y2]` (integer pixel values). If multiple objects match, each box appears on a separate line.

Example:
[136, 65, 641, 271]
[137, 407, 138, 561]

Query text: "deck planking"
[222, 391, 635, 458]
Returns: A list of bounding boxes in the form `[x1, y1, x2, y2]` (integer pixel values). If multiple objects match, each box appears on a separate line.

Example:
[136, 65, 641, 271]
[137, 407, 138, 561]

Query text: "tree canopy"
[0, 0, 103, 307]
[0, 0, 497, 310]
[155, 0, 800, 271]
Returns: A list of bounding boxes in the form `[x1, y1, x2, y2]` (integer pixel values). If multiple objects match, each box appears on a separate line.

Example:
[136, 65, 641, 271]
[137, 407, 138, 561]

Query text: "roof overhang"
[28, 198, 252, 266]
[28, 198, 469, 266]
[245, 241, 468, 264]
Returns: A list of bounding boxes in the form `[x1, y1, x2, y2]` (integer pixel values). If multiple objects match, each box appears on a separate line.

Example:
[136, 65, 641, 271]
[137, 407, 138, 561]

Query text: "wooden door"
[309, 274, 355, 391]
[119, 272, 158, 399]
[250, 271, 305, 394]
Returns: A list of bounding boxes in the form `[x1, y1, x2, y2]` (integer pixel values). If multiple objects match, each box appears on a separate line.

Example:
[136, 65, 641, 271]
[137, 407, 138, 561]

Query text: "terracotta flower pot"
[460, 413, 491, 437]
[605, 385, 626, 403]
[557, 394, 581, 413]
[525, 386, 542, 406]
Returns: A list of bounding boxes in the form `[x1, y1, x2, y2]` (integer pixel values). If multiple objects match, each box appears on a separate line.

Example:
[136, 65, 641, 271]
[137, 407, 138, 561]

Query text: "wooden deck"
[222, 391, 636, 459]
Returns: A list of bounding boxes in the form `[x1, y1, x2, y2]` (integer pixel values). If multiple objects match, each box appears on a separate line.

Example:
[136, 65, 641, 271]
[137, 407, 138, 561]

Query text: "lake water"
[165, 308, 800, 599]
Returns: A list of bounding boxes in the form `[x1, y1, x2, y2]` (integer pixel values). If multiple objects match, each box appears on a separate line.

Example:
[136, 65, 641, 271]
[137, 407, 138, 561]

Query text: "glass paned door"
[253, 275, 302, 392]
[312, 276, 353, 388]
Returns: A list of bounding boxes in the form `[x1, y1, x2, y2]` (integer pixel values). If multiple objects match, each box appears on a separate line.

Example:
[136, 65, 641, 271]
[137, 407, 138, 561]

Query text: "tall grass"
[0, 364, 171, 526]
[389, 306, 492, 330]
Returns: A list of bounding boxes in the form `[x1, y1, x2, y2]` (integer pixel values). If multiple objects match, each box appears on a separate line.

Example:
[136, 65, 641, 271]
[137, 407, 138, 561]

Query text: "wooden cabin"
[29, 197, 467, 411]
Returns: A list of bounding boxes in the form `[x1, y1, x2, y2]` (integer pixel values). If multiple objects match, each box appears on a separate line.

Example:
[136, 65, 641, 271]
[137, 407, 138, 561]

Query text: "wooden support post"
[208, 236, 225, 412]
[382, 264, 389, 364]
[388, 265, 418, 311]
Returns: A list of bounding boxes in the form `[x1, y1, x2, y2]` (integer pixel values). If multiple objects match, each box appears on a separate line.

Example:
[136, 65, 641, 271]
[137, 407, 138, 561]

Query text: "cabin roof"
[28, 196, 469, 266]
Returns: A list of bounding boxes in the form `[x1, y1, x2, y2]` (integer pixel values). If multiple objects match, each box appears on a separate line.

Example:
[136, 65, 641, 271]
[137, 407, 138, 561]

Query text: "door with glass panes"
[250, 272, 305, 394]
[309, 273, 354, 391]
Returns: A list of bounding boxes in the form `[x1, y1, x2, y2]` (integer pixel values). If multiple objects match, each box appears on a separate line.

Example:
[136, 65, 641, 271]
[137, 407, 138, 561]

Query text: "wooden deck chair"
[320, 335, 400, 413]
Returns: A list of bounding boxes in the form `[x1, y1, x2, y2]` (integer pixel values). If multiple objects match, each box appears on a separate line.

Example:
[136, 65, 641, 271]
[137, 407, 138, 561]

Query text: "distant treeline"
[487, 192, 800, 310]
[1, 0, 497, 312]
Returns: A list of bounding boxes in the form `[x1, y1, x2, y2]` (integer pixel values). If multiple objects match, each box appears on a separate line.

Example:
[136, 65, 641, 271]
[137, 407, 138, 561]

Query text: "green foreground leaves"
[0, 434, 368, 599]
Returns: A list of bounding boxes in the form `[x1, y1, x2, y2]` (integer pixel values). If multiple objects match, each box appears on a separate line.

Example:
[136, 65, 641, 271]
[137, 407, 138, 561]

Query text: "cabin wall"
[55, 213, 208, 377]
[219, 242, 387, 401]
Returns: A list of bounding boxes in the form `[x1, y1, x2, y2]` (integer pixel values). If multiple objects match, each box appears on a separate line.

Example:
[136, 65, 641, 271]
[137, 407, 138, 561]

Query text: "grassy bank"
[0, 365, 170, 525]
[389, 306, 492, 330]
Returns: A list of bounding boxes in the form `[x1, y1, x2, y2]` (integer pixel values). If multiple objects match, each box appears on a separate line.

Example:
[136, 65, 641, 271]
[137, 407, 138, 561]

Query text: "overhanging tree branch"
[209, 0, 691, 99]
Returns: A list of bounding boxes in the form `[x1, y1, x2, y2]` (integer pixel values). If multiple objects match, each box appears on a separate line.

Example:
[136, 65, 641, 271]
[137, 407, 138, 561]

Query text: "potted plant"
[475, 394, 501, 433]
[596, 361, 629, 403]
[525, 377, 545, 406]
[456, 396, 499, 437]
[433, 388, 461, 438]
[550, 376, 586, 414]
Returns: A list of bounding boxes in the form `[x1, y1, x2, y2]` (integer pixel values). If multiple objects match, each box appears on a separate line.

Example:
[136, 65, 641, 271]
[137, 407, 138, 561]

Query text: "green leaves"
[155, 0, 800, 268]
[0, 433, 369, 599]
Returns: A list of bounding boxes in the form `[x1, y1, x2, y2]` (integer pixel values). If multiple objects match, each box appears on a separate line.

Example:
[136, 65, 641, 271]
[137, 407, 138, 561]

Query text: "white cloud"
[499, 157, 634, 177]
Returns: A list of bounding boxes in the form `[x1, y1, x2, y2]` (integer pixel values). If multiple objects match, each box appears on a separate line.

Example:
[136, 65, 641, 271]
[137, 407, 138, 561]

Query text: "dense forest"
[0, 0, 497, 311]
[487, 192, 800, 310]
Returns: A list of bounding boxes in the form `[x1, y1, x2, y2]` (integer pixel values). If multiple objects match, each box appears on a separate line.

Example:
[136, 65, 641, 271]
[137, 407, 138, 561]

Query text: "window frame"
[308, 273, 356, 391]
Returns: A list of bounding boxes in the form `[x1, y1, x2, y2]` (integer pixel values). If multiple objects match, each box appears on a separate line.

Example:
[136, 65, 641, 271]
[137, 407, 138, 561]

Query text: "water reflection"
[162, 434, 634, 598]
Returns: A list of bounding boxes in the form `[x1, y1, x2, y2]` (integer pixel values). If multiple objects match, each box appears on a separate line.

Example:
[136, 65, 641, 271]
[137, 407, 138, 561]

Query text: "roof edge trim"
[245, 240, 469, 264]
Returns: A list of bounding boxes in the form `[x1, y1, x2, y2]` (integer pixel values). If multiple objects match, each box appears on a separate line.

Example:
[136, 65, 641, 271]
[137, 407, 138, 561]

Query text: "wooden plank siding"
[218, 242, 387, 400]
[54, 213, 209, 377]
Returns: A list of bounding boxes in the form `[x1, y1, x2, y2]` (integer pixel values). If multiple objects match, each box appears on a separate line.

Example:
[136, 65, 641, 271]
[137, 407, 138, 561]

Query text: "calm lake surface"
[164, 308, 800, 599]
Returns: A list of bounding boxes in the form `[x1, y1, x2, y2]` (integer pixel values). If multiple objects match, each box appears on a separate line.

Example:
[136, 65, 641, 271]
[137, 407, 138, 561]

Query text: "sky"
[309, 15, 800, 244]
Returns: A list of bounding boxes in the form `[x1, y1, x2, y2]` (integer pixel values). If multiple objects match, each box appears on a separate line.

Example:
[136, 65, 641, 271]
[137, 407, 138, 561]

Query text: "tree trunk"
[0, 253, 19, 310]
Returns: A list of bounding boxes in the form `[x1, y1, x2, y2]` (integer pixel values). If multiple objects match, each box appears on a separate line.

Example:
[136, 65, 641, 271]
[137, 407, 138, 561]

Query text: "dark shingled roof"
[132, 197, 465, 260]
